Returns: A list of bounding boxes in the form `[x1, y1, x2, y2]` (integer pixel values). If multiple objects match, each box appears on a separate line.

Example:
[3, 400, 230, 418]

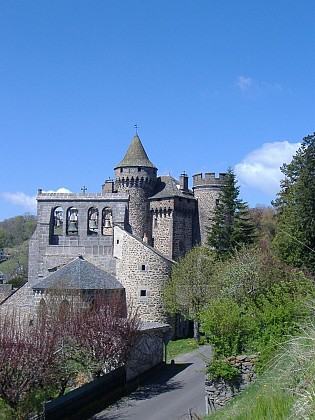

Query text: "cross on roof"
[81, 186, 87, 194]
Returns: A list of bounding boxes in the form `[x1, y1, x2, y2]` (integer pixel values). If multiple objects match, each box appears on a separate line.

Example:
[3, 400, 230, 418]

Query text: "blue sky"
[1, 1, 314, 221]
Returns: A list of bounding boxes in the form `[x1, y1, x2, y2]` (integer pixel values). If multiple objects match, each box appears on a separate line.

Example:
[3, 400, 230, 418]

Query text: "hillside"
[0, 214, 37, 285]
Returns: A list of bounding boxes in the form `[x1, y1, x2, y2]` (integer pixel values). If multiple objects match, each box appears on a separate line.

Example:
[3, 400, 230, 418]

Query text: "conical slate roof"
[115, 135, 156, 169]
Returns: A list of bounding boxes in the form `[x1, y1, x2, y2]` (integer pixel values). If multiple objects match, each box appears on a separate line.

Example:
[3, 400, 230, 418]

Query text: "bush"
[207, 360, 240, 382]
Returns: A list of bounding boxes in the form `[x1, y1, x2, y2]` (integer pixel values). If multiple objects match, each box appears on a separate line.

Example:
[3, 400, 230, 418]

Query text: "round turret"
[114, 135, 157, 240]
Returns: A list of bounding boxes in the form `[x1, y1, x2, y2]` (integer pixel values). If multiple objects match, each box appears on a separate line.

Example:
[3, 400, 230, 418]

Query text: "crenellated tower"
[193, 172, 226, 244]
[114, 135, 157, 242]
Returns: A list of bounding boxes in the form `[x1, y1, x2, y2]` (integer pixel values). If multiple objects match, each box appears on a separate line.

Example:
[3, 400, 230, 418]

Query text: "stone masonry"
[3, 134, 226, 328]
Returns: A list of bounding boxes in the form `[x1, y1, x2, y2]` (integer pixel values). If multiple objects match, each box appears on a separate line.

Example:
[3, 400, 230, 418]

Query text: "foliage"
[201, 298, 250, 357]
[163, 246, 216, 340]
[205, 317, 315, 419]
[0, 291, 140, 416]
[206, 360, 240, 382]
[200, 245, 315, 363]
[205, 380, 294, 420]
[248, 205, 276, 245]
[0, 240, 30, 283]
[6, 275, 27, 288]
[273, 132, 315, 273]
[207, 168, 256, 259]
[0, 214, 36, 248]
[0, 310, 59, 412]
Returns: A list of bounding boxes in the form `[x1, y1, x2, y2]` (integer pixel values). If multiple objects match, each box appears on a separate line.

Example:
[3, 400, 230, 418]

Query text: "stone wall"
[114, 226, 174, 323]
[115, 166, 157, 241]
[126, 322, 171, 381]
[193, 187, 221, 245]
[28, 191, 128, 285]
[205, 355, 258, 414]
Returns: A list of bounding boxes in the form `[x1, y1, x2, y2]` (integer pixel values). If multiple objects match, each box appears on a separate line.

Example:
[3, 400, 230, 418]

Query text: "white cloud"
[236, 76, 283, 94]
[237, 76, 253, 91]
[1, 192, 37, 212]
[234, 141, 301, 196]
[43, 187, 72, 194]
[0, 187, 72, 214]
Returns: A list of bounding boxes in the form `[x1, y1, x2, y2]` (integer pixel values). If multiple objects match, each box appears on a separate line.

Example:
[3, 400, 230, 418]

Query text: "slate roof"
[149, 175, 195, 200]
[115, 135, 157, 169]
[32, 257, 124, 291]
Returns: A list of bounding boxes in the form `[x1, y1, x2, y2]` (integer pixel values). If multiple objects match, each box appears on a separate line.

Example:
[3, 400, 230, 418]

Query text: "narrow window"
[141, 264, 146, 271]
[140, 289, 147, 297]
[67, 207, 78, 235]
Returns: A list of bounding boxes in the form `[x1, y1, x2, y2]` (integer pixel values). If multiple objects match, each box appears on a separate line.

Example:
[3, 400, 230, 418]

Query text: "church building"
[4, 134, 226, 326]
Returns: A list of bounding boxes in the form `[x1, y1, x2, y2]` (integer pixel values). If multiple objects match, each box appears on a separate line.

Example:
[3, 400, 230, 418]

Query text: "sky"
[1, 1, 314, 221]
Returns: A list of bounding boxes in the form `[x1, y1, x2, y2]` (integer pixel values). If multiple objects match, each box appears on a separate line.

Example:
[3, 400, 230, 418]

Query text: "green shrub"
[206, 360, 240, 382]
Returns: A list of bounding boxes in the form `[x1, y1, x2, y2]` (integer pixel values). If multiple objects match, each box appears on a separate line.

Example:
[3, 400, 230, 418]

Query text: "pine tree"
[273, 133, 315, 272]
[207, 168, 256, 258]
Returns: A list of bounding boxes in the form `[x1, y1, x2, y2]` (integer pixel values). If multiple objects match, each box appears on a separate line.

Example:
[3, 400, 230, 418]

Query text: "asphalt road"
[92, 345, 212, 420]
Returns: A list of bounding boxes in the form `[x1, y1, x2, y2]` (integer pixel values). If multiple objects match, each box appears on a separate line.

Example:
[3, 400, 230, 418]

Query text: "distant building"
[0, 271, 5, 285]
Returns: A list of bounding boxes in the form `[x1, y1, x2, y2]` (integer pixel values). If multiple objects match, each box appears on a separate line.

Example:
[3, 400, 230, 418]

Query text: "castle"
[4, 134, 226, 326]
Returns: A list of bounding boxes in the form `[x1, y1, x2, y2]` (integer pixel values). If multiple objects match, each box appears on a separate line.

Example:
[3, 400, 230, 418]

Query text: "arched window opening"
[53, 207, 63, 236]
[102, 207, 113, 235]
[88, 207, 99, 234]
[67, 207, 78, 235]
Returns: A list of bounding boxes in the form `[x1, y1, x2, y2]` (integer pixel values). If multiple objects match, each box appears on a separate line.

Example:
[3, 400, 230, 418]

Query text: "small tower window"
[138, 167, 141, 172]
[140, 289, 147, 297]
[141, 264, 146, 271]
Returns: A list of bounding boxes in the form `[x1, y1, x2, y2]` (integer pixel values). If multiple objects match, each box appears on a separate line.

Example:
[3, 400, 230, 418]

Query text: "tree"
[164, 246, 216, 341]
[273, 133, 315, 272]
[207, 168, 256, 258]
[0, 310, 59, 414]
[0, 290, 140, 416]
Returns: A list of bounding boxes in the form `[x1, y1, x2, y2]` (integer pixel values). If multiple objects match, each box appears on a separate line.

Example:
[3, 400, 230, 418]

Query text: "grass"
[203, 320, 315, 419]
[166, 338, 200, 362]
[204, 379, 294, 420]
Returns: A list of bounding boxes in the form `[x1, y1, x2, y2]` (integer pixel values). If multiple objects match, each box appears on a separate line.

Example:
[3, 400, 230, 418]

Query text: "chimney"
[179, 172, 189, 192]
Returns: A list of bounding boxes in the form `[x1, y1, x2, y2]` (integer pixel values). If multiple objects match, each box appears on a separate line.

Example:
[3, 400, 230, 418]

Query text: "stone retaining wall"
[205, 354, 258, 414]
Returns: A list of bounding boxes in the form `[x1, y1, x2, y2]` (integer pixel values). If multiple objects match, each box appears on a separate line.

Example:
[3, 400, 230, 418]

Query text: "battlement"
[192, 172, 226, 188]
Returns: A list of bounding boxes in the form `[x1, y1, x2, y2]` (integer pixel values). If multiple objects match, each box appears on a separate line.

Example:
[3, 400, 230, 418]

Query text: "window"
[52, 206, 63, 236]
[67, 207, 78, 235]
[141, 264, 146, 271]
[140, 289, 147, 297]
[88, 207, 98, 234]
[102, 207, 113, 235]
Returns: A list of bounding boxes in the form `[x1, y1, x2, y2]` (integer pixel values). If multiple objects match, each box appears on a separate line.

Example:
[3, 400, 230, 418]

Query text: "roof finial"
[134, 124, 138, 135]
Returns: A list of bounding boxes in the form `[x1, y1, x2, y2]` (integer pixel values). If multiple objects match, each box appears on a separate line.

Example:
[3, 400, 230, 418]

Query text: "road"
[91, 345, 212, 420]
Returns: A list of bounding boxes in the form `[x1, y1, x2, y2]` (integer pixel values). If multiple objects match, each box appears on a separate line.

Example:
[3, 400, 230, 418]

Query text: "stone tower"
[192, 172, 226, 245]
[114, 135, 157, 242]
